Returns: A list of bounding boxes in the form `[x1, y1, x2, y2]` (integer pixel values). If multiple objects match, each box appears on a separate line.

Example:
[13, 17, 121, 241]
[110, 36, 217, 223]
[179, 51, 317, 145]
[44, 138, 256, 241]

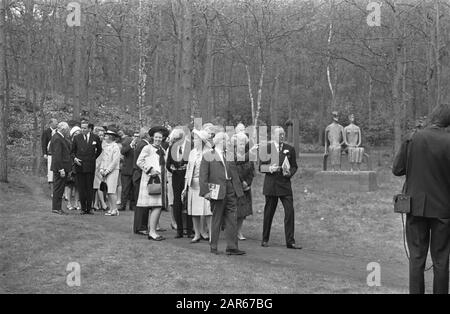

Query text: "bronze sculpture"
[324, 111, 344, 171]
[344, 114, 364, 171]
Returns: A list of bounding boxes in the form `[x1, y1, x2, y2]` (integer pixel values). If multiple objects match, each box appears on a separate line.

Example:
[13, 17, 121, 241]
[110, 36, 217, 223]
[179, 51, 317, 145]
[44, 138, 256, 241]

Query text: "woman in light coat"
[136, 128, 168, 241]
[99, 130, 121, 216]
[182, 129, 212, 242]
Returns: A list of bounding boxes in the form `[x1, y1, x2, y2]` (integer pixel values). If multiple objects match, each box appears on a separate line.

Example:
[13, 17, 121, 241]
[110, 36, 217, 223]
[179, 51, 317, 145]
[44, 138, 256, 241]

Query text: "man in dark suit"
[133, 127, 151, 235]
[50, 122, 71, 215]
[199, 132, 246, 256]
[42, 118, 58, 194]
[166, 128, 192, 238]
[119, 130, 136, 211]
[260, 126, 301, 249]
[72, 121, 102, 215]
[393, 103, 450, 294]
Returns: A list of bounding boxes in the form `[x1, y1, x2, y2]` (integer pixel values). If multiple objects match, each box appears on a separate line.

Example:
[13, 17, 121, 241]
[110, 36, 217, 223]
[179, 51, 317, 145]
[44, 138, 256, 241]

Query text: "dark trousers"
[120, 174, 134, 210]
[132, 172, 149, 233]
[262, 195, 295, 245]
[172, 170, 192, 236]
[210, 180, 238, 251]
[406, 214, 450, 294]
[52, 172, 67, 212]
[76, 172, 95, 212]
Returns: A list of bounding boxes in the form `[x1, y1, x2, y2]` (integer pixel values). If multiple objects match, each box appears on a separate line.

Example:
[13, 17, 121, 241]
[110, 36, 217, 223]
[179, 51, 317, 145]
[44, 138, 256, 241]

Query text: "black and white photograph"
[1, 0, 450, 297]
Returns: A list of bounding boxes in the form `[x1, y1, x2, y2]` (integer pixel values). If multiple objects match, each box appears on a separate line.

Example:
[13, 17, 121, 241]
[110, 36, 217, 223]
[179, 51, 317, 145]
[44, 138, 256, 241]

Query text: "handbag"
[147, 175, 162, 195]
[100, 180, 108, 193]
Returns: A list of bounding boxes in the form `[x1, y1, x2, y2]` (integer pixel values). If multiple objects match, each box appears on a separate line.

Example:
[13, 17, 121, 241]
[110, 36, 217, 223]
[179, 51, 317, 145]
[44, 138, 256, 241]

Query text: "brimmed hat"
[70, 126, 81, 137]
[149, 126, 169, 138]
[105, 130, 118, 137]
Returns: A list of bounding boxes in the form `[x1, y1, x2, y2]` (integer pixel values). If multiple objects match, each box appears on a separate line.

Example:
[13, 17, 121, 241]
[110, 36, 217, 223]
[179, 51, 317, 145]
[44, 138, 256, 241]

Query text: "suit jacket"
[199, 149, 244, 200]
[260, 142, 298, 196]
[41, 127, 54, 155]
[132, 138, 150, 182]
[50, 132, 72, 173]
[166, 140, 190, 173]
[120, 136, 135, 176]
[71, 132, 102, 173]
[393, 126, 450, 218]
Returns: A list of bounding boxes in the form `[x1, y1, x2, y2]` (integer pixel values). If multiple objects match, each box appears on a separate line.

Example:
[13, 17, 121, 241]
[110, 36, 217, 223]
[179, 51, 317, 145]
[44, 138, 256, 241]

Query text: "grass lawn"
[0, 159, 436, 294]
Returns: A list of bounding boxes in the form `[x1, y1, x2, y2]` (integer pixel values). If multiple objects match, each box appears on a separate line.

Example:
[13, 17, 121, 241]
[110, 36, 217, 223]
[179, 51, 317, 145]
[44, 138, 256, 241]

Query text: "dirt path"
[1, 173, 412, 293]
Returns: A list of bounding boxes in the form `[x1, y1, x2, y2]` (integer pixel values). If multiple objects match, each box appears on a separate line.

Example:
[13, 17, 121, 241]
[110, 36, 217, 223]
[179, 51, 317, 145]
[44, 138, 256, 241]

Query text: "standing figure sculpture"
[324, 111, 345, 171]
[344, 114, 364, 171]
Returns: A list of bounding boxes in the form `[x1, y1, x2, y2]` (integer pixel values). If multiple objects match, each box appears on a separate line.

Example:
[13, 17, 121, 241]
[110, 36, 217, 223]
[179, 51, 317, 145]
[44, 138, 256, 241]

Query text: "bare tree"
[0, 0, 8, 182]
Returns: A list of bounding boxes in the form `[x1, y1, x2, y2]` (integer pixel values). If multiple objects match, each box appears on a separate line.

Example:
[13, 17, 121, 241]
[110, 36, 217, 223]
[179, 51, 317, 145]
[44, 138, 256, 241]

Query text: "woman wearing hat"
[136, 127, 169, 241]
[99, 129, 121, 216]
[181, 129, 212, 242]
[231, 132, 255, 240]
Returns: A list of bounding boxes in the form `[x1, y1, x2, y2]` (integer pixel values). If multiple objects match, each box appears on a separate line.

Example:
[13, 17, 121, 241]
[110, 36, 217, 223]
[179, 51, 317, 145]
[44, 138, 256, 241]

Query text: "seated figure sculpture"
[344, 113, 364, 171]
[324, 111, 344, 171]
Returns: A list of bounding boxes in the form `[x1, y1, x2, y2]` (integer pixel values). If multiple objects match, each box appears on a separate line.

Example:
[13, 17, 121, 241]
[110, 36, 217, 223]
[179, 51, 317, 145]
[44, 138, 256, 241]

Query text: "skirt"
[187, 178, 212, 216]
[137, 171, 167, 209]
[348, 147, 364, 163]
[93, 169, 102, 189]
[47, 155, 54, 183]
[329, 145, 341, 166]
[104, 169, 120, 194]
[237, 189, 253, 219]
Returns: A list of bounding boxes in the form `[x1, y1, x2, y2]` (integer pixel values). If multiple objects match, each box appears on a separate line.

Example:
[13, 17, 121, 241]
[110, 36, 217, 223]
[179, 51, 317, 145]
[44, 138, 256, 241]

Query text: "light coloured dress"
[99, 141, 121, 194]
[185, 148, 212, 216]
[136, 144, 168, 208]
[93, 141, 105, 189]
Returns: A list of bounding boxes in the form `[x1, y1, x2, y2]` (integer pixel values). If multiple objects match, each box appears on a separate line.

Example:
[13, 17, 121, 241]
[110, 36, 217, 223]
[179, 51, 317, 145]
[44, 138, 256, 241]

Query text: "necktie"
[178, 145, 183, 161]
[222, 150, 230, 179]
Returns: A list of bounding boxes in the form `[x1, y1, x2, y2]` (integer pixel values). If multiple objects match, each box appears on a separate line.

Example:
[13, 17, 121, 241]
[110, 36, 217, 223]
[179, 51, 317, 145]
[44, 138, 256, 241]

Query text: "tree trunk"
[90, 0, 99, 119]
[180, 0, 193, 123]
[368, 74, 373, 128]
[0, 0, 8, 182]
[173, 0, 183, 123]
[119, 35, 128, 111]
[434, 0, 440, 108]
[226, 57, 234, 123]
[270, 62, 280, 126]
[137, 0, 146, 127]
[150, 5, 162, 117]
[25, 0, 33, 110]
[201, 18, 214, 121]
[32, 88, 40, 174]
[392, 3, 403, 154]
[73, 25, 82, 120]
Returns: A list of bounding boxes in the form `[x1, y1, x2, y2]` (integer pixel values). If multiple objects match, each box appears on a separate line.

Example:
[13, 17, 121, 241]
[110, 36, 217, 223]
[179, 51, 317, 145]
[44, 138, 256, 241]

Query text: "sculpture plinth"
[314, 171, 378, 192]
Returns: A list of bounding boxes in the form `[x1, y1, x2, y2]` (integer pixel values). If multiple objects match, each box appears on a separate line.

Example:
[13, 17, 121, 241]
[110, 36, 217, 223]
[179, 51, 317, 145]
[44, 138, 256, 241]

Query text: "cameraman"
[393, 103, 450, 294]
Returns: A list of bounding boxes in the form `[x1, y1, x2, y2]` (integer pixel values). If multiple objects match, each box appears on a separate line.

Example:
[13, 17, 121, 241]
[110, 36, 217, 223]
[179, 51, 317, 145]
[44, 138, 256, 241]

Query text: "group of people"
[40, 102, 450, 292]
[43, 119, 302, 256]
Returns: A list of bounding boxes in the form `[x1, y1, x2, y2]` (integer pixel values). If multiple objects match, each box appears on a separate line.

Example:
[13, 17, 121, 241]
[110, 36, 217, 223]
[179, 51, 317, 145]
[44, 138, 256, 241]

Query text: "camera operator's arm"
[393, 139, 408, 177]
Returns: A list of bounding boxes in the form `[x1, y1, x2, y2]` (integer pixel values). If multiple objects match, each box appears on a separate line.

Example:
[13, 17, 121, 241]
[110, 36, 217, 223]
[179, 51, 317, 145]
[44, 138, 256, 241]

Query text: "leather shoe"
[174, 234, 183, 239]
[148, 235, 165, 241]
[136, 230, 149, 236]
[261, 242, 269, 247]
[287, 243, 302, 249]
[226, 249, 246, 255]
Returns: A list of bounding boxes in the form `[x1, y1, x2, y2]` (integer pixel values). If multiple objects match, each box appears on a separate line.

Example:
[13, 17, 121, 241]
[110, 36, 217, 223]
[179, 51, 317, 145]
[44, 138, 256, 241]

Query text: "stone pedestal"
[314, 171, 378, 192]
